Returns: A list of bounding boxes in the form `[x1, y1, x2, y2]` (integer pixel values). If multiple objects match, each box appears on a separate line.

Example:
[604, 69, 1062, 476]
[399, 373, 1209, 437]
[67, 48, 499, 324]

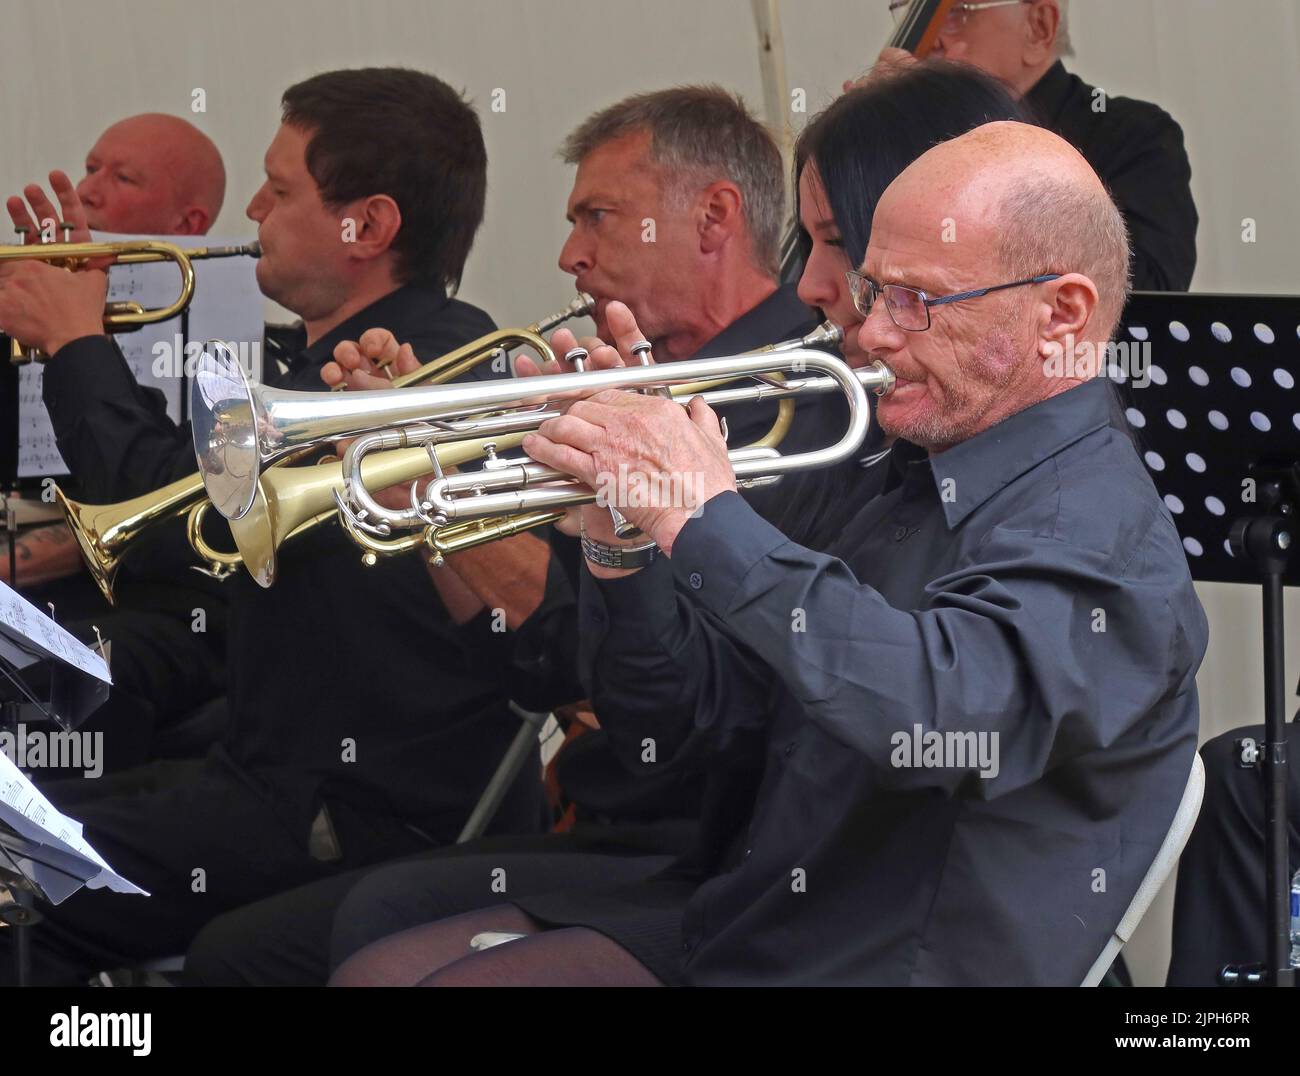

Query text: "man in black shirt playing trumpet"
[0, 67, 542, 985]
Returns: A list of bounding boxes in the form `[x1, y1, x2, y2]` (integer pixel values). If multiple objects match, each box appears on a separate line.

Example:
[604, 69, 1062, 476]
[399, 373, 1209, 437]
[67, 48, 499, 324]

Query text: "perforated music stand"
[1110, 291, 1298, 987]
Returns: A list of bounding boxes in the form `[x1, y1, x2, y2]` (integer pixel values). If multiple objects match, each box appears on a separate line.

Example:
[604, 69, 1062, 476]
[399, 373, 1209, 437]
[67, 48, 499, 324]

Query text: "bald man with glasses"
[868, 0, 1198, 291]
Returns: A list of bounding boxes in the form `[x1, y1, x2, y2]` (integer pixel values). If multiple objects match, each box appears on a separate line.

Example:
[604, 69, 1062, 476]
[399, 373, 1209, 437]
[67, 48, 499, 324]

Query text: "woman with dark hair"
[793, 61, 1037, 369]
[774, 61, 1036, 549]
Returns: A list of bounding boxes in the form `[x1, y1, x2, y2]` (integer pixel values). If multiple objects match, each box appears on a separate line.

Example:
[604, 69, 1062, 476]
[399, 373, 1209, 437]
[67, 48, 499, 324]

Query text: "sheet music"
[0, 750, 147, 902]
[0, 578, 111, 684]
[17, 231, 263, 477]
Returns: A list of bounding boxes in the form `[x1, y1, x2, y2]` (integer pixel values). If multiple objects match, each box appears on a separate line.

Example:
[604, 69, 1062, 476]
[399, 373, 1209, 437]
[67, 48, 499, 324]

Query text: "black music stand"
[1111, 291, 1298, 987]
[0, 588, 114, 986]
[1, 338, 17, 588]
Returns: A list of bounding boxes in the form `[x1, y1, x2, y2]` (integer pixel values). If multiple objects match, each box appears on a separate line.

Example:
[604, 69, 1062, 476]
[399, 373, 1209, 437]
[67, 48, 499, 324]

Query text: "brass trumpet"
[337, 292, 594, 390]
[192, 324, 894, 550]
[3, 238, 261, 363]
[228, 432, 531, 587]
[55, 473, 236, 605]
[205, 293, 596, 582]
[56, 294, 593, 588]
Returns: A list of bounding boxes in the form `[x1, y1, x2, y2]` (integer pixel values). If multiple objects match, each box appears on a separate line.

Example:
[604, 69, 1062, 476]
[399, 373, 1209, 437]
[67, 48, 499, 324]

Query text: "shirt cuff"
[583, 554, 679, 641]
[667, 490, 789, 617]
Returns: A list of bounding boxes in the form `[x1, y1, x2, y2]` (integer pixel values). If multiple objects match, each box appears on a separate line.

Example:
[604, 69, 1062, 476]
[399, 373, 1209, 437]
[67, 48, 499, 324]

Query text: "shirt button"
[784, 741, 797, 757]
[893, 525, 909, 542]
[688, 571, 703, 590]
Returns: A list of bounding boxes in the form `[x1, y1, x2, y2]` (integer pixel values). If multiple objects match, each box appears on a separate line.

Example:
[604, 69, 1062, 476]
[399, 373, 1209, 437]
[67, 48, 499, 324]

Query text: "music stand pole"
[1229, 469, 1297, 988]
[3, 489, 14, 590]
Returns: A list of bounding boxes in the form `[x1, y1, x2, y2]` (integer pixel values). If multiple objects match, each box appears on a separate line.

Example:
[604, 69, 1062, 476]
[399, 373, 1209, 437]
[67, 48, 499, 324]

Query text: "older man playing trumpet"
[334, 120, 1207, 986]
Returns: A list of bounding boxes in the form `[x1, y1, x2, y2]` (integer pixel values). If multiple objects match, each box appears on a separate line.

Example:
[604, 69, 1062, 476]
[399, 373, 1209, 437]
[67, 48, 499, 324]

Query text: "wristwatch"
[580, 521, 659, 570]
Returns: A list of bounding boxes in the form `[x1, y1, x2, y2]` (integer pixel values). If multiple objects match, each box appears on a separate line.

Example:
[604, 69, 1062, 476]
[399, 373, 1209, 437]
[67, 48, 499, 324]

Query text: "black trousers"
[0, 748, 539, 986]
[185, 821, 696, 986]
[1166, 721, 1300, 986]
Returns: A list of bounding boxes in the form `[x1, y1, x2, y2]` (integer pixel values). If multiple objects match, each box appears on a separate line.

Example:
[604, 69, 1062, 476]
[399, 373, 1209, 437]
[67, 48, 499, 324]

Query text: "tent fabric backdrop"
[4, 0, 1299, 984]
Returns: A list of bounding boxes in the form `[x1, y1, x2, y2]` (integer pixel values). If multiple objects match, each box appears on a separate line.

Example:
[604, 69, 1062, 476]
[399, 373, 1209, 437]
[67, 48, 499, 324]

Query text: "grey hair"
[1055, 0, 1074, 57]
[559, 85, 784, 276]
[996, 173, 1131, 340]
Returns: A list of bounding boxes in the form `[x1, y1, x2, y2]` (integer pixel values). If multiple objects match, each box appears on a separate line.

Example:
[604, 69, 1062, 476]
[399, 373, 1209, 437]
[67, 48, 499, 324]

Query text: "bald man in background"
[1, 114, 230, 778]
[76, 112, 226, 235]
[3, 113, 226, 588]
[329, 121, 1207, 986]
[855, 0, 1198, 292]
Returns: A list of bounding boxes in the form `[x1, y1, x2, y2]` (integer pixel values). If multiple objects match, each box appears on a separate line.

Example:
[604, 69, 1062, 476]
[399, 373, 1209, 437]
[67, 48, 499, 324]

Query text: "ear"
[1036, 272, 1099, 370]
[698, 180, 743, 256]
[1023, 0, 1060, 65]
[344, 194, 403, 263]
[177, 207, 211, 235]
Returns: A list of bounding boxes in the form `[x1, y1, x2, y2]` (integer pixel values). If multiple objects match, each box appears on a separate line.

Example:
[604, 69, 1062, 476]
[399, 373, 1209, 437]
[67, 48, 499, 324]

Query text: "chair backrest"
[1080, 751, 1206, 986]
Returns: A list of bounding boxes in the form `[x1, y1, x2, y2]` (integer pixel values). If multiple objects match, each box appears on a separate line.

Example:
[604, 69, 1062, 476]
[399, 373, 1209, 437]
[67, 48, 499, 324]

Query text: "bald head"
[880, 121, 1129, 338]
[859, 121, 1130, 452]
[77, 113, 226, 235]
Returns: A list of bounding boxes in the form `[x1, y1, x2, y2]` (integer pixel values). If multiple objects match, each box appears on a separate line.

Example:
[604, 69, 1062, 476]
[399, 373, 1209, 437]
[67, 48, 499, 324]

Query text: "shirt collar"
[1023, 59, 1073, 128]
[890, 377, 1116, 529]
[294, 282, 451, 370]
[692, 283, 819, 359]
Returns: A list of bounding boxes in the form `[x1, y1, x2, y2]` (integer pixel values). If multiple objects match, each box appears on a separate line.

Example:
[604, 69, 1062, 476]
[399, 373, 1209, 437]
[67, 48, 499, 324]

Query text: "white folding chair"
[1080, 752, 1205, 986]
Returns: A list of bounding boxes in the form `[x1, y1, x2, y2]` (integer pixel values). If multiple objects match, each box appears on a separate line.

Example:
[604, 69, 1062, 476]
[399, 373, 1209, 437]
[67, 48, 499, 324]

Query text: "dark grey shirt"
[580, 376, 1208, 985]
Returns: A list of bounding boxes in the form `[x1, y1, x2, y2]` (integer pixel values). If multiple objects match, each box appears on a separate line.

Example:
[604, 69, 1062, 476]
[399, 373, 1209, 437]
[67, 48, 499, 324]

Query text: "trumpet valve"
[481, 443, 509, 471]
[630, 340, 671, 400]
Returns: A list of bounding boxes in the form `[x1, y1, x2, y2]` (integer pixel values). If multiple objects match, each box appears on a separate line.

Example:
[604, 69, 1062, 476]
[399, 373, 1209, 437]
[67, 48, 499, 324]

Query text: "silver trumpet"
[191, 327, 895, 539]
[336, 321, 847, 540]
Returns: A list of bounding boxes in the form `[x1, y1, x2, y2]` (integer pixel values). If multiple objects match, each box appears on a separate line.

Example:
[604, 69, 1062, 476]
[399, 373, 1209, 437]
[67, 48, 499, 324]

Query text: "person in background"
[862, 0, 1198, 291]
[3, 113, 227, 589]
[1, 114, 230, 776]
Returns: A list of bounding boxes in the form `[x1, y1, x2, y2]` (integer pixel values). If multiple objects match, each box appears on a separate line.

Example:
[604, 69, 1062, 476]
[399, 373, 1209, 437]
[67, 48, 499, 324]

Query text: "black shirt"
[42, 284, 537, 841]
[582, 377, 1207, 985]
[1026, 60, 1198, 291]
[516, 283, 859, 819]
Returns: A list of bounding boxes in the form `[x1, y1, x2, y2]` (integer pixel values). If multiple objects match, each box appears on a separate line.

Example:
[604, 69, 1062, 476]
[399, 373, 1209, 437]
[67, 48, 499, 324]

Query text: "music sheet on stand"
[0, 750, 147, 903]
[16, 232, 263, 478]
[0, 579, 139, 902]
[0, 578, 110, 684]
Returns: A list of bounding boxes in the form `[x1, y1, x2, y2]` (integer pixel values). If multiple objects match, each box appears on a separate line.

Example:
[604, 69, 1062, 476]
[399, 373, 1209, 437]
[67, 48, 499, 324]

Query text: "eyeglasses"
[845, 270, 1062, 332]
[888, 0, 1032, 32]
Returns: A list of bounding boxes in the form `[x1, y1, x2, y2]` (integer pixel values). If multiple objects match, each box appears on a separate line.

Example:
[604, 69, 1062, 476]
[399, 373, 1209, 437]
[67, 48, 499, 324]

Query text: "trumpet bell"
[55, 487, 120, 606]
[192, 341, 266, 520]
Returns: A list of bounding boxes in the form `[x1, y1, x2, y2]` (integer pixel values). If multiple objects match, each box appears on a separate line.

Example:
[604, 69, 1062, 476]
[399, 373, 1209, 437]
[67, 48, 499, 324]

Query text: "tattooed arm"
[0, 522, 85, 588]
